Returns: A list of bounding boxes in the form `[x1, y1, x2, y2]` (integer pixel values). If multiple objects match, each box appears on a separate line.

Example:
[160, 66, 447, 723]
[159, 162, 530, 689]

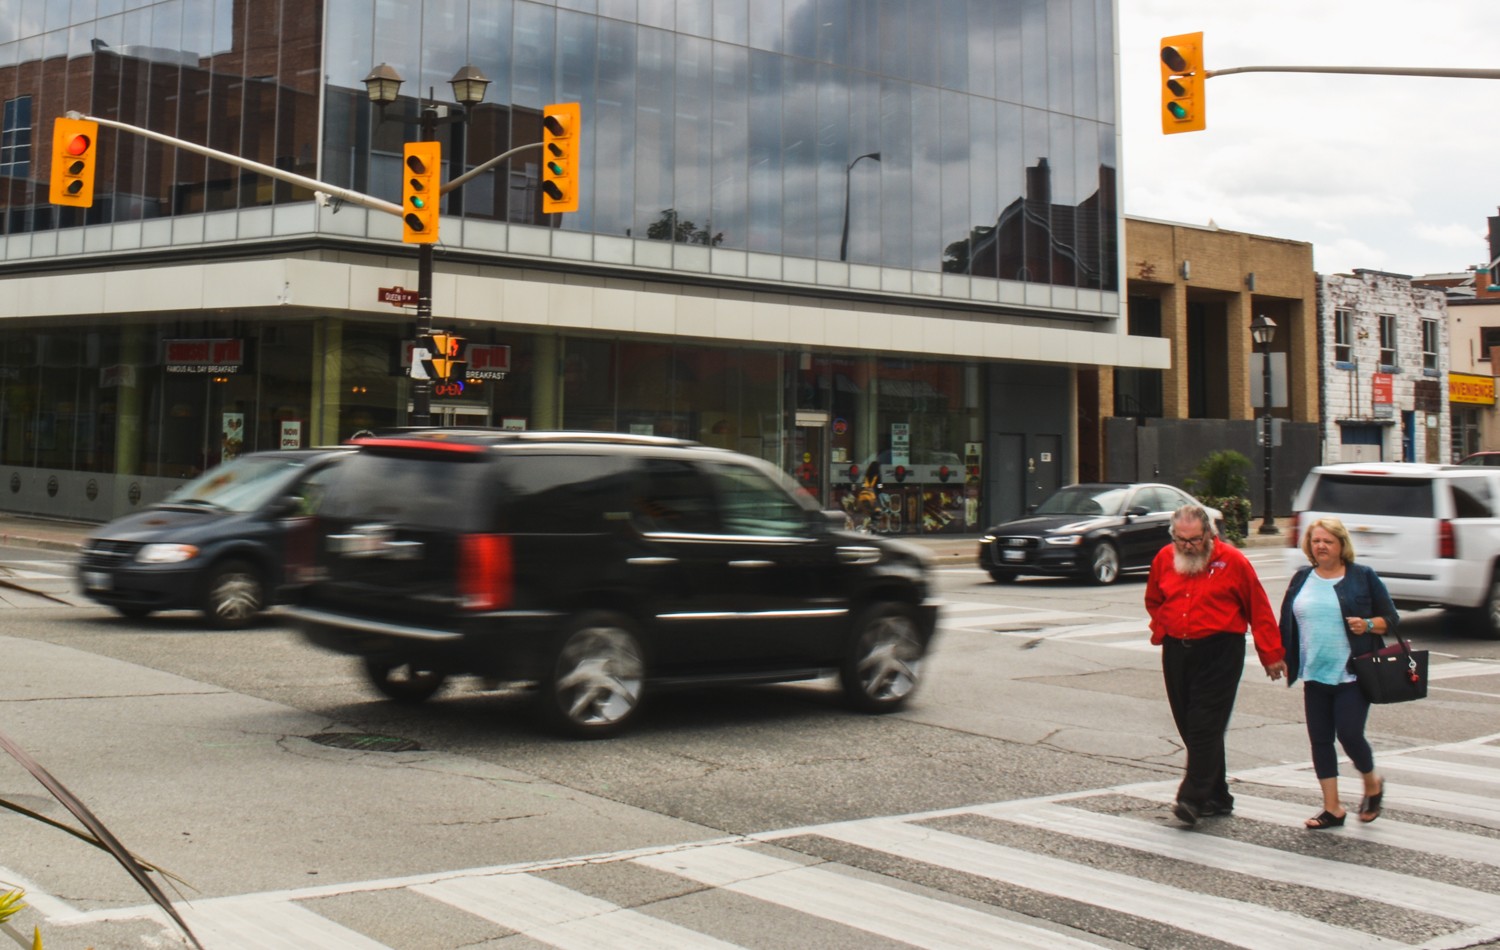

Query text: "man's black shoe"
[1200, 799, 1234, 817]
[1172, 800, 1201, 826]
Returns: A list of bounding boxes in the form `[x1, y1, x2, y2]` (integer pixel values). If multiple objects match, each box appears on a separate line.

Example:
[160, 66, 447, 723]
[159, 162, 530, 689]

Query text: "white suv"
[1287, 462, 1500, 638]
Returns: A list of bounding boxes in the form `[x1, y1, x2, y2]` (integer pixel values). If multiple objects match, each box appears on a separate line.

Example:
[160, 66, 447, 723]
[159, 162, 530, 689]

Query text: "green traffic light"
[411, 196, 425, 209]
[546, 161, 564, 176]
[1166, 102, 1188, 120]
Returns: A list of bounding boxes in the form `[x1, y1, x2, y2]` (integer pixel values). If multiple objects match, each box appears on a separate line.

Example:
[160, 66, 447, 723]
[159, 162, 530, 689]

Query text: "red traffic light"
[65, 134, 91, 157]
[848, 464, 860, 479]
[894, 465, 906, 481]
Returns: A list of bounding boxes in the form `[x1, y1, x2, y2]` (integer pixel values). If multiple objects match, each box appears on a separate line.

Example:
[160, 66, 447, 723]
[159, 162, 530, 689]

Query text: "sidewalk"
[0, 514, 95, 553]
[0, 513, 1293, 560]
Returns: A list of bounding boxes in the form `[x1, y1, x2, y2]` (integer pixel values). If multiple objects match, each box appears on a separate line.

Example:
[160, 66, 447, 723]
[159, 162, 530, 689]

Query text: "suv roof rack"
[357, 427, 703, 449]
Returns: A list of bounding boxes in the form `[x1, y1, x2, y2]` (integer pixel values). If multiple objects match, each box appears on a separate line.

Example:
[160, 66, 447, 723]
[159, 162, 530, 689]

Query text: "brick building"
[1094, 217, 1321, 517]
[1316, 270, 1449, 463]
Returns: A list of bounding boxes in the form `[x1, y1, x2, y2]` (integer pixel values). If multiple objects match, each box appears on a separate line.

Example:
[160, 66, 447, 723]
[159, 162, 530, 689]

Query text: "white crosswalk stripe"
[60, 736, 1500, 949]
[414, 873, 742, 949]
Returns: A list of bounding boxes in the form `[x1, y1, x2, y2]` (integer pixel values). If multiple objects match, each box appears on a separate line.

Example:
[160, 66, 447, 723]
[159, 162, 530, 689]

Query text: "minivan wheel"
[840, 603, 925, 713]
[203, 560, 263, 629]
[539, 611, 645, 738]
[364, 657, 447, 703]
[1089, 541, 1120, 585]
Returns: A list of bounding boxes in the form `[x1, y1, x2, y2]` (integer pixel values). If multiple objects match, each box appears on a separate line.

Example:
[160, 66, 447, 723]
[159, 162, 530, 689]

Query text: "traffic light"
[402, 141, 441, 243]
[422, 332, 467, 382]
[1160, 32, 1205, 134]
[540, 102, 580, 214]
[49, 117, 99, 208]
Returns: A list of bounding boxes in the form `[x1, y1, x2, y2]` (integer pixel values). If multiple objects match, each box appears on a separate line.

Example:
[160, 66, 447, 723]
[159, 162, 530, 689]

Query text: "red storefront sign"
[1371, 372, 1393, 404]
[165, 338, 245, 374]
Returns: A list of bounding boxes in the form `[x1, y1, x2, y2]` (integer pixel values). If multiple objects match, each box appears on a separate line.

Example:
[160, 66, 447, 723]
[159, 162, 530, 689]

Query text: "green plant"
[1184, 450, 1253, 546]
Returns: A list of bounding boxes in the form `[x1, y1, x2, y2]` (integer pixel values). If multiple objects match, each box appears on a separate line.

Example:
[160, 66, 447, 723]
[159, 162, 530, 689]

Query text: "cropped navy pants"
[1303, 680, 1374, 780]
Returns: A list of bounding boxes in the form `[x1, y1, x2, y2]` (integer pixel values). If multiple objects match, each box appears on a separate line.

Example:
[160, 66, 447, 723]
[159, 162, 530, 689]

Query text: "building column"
[531, 332, 562, 428]
[312, 317, 342, 445]
[1162, 284, 1190, 418]
[1227, 291, 1254, 420]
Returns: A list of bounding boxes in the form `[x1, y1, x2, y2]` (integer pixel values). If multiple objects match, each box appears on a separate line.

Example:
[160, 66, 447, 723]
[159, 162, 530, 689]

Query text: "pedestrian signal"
[421, 332, 467, 382]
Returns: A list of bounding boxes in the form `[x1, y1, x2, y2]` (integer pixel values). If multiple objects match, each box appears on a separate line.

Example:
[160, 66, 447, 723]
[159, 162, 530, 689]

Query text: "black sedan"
[978, 483, 1223, 585]
[77, 448, 349, 627]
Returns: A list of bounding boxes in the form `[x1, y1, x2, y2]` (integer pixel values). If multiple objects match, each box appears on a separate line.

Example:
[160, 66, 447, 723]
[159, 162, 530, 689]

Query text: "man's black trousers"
[1162, 632, 1245, 808]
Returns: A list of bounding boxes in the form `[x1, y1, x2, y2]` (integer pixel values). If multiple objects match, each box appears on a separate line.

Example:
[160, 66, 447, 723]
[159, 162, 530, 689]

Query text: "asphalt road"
[1, 545, 1498, 949]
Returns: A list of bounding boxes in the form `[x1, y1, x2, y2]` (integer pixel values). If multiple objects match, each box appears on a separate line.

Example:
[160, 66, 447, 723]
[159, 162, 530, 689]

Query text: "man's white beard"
[1174, 545, 1212, 575]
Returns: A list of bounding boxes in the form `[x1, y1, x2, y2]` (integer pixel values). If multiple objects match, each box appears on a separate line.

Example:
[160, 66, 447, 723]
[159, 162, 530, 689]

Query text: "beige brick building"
[1087, 218, 1321, 513]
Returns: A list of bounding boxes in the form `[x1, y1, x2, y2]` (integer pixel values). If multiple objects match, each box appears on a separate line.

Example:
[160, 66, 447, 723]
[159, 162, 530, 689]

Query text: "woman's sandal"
[1358, 784, 1385, 823]
[1305, 810, 1346, 829]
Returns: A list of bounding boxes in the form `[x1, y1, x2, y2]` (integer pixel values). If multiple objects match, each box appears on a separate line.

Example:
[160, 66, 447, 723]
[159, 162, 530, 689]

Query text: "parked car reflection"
[977, 482, 1224, 585]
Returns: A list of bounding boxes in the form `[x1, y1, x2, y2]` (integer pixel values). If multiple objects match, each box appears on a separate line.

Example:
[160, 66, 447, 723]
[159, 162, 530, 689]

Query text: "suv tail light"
[1286, 511, 1300, 548]
[1439, 519, 1456, 559]
[459, 533, 513, 610]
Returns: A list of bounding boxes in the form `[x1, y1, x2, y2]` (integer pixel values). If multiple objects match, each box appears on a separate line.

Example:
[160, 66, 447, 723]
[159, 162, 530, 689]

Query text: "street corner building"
[0, 0, 1167, 530]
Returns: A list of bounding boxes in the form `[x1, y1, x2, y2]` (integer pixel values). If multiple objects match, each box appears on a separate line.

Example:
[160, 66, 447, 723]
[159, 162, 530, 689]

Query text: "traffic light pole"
[1205, 64, 1500, 81]
[411, 104, 439, 428]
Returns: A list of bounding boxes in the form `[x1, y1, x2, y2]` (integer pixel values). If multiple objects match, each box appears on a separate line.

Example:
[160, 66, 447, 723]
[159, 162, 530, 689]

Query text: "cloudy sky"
[1117, 0, 1497, 279]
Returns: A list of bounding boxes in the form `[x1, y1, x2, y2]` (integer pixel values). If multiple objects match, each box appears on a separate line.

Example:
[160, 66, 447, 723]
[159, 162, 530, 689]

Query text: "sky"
[1117, 0, 1498, 279]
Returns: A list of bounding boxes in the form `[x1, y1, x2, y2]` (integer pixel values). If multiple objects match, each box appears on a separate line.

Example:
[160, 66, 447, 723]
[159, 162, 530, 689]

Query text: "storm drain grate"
[306, 733, 422, 753]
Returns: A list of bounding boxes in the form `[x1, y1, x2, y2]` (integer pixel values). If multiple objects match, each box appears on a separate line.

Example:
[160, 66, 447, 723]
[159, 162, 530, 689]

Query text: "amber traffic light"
[1160, 32, 1206, 134]
[540, 102, 580, 214]
[402, 141, 441, 243]
[49, 117, 99, 208]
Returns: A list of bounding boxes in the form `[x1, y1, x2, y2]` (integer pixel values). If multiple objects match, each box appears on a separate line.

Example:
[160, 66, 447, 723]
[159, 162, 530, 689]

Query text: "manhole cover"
[306, 733, 422, 752]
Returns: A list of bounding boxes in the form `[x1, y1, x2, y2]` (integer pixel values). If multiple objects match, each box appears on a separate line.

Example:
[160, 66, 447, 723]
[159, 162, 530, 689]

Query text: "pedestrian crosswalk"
[935, 598, 1500, 679]
[52, 735, 1500, 949]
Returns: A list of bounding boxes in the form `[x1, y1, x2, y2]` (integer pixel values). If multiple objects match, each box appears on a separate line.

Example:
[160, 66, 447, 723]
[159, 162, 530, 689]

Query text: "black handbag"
[1352, 638, 1428, 704]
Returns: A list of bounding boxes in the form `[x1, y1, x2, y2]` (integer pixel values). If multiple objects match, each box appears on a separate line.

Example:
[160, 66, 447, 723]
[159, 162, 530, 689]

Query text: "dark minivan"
[286, 430, 940, 737]
[78, 448, 349, 628]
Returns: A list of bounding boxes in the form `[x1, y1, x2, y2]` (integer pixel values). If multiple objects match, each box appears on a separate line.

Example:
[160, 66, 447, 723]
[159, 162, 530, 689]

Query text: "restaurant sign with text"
[165, 338, 245, 374]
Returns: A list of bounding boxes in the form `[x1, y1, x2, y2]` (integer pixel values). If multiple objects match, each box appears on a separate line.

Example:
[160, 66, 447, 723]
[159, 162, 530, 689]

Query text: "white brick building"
[1316, 270, 1449, 463]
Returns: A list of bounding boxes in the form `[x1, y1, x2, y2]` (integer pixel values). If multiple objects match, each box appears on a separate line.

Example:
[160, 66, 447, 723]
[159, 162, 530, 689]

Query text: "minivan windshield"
[162, 456, 307, 513]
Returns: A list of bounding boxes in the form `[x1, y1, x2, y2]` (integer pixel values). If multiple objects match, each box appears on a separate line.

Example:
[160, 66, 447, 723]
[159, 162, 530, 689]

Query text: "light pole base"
[1257, 520, 1279, 535]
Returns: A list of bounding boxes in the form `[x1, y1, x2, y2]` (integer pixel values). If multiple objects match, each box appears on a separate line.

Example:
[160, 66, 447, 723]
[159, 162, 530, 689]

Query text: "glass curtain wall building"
[0, 0, 1164, 528]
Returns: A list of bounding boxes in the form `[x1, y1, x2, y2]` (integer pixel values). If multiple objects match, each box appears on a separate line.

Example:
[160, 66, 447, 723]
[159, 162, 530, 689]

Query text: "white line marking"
[635, 844, 1106, 950]
[414, 873, 742, 949]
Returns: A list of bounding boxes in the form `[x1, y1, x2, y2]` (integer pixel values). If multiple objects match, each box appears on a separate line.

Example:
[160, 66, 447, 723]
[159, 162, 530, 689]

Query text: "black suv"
[286, 430, 940, 737]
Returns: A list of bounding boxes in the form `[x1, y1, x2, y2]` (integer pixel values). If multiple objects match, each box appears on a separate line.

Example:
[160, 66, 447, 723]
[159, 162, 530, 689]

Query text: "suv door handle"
[626, 556, 678, 566]
[729, 560, 775, 569]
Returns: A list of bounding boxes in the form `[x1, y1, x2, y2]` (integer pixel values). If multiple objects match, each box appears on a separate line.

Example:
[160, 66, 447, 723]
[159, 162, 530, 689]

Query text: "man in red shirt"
[1145, 505, 1287, 826]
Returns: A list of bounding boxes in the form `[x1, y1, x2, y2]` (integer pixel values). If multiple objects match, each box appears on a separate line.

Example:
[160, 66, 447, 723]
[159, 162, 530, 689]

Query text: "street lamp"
[839, 151, 881, 262]
[362, 62, 491, 427]
[1251, 313, 1278, 535]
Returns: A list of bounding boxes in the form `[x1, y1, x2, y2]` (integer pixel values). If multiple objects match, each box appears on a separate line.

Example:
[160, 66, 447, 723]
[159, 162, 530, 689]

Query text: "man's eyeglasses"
[1170, 533, 1207, 546]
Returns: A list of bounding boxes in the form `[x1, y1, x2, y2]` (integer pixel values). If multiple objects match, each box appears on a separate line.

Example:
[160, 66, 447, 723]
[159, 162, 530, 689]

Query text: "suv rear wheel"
[364, 656, 448, 703]
[538, 611, 645, 738]
[203, 559, 263, 630]
[1481, 571, 1500, 640]
[840, 603, 924, 712]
